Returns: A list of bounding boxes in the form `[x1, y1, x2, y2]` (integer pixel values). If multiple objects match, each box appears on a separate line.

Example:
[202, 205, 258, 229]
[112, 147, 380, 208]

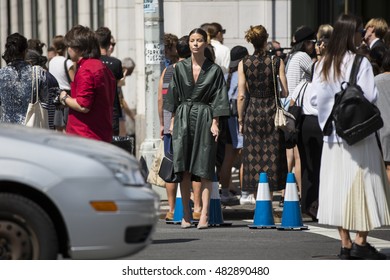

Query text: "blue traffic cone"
[278, 173, 308, 230]
[166, 184, 184, 224]
[248, 172, 276, 229]
[208, 176, 232, 227]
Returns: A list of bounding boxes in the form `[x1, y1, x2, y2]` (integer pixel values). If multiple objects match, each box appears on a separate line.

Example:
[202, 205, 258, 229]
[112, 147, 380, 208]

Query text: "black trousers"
[297, 115, 323, 214]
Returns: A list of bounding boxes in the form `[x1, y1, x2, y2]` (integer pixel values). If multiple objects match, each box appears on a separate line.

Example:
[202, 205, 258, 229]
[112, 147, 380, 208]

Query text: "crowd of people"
[0, 25, 135, 142]
[159, 16, 390, 260]
[1, 16, 390, 260]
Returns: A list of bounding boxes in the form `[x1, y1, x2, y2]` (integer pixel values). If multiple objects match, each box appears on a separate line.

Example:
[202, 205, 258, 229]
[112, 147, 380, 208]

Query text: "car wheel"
[0, 193, 58, 259]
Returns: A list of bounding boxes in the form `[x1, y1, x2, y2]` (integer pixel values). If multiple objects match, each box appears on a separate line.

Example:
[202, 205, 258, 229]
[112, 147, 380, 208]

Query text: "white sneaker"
[240, 194, 256, 205]
[220, 192, 239, 204]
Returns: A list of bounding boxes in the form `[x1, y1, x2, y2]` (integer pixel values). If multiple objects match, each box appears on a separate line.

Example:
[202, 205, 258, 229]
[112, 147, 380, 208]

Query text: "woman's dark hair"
[25, 49, 48, 68]
[188, 28, 214, 61]
[64, 25, 100, 59]
[27, 39, 46, 55]
[176, 35, 191, 58]
[2, 33, 28, 64]
[52, 35, 67, 55]
[322, 14, 363, 81]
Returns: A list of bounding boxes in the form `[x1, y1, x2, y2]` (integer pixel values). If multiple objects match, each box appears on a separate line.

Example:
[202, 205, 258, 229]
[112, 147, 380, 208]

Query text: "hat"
[229, 46, 249, 68]
[293, 26, 315, 45]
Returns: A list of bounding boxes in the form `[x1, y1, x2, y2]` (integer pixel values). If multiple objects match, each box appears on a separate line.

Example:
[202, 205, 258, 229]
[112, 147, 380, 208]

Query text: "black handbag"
[323, 55, 383, 145]
[288, 81, 308, 130]
[111, 135, 135, 155]
[284, 82, 308, 148]
[229, 99, 238, 117]
[158, 138, 182, 183]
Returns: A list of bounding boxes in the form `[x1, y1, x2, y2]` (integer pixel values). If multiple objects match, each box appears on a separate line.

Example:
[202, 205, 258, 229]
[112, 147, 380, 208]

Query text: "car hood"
[0, 124, 137, 164]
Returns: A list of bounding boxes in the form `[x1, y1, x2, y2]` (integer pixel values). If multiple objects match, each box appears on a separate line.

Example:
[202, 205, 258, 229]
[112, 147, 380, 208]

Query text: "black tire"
[0, 193, 58, 259]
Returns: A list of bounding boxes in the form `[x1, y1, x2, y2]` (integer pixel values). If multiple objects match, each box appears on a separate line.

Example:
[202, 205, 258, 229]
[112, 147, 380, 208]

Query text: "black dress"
[242, 54, 287, 192]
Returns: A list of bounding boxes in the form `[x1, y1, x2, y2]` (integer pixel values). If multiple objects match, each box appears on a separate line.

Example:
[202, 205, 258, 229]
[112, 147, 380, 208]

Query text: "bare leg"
[386, 164, 390, 185]
[165, 182, 177, 213]
[338, 227, 352, 248]
[284, 148, 295, 203]
[180, 172, 192, 225]
[192, 181, 202, 214]
[198, 178, 212, 227]
[354, 231, 368, 246]
[293, 146, 302, 195]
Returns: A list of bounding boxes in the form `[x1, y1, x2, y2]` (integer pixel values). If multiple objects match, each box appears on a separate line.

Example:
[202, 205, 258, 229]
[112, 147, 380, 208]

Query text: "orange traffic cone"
[248, 172, 276, 229]
[278, 173, 308, 230]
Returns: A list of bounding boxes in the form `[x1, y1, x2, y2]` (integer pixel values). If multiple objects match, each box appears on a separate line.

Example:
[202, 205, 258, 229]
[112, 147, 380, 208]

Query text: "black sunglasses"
[111, 42, 116, 47]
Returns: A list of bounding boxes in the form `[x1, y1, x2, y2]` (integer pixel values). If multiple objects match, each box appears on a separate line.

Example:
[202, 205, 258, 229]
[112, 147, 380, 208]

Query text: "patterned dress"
[242, 54, 287, 192]
[0, 60, 48, 125]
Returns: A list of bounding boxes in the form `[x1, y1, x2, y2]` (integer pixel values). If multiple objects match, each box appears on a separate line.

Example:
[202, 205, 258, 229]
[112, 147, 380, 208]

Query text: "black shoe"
[338, 247, 351, 260]
[279, 197, 284, 207]
[350, 242, 387, 260]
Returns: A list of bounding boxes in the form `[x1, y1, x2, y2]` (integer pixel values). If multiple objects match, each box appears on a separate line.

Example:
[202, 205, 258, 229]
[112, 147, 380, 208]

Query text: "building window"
[31, 0, 38, 39]
[17, 0, 24, 34]
[47, 0, 56, 45]
[71, 0, 78, 26]
[97, 0, 104, 28]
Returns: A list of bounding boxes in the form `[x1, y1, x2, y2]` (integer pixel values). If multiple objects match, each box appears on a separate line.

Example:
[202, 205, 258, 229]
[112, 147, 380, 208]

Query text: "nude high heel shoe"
[197, 215, 208, 229]
[181, 219, 192, 229]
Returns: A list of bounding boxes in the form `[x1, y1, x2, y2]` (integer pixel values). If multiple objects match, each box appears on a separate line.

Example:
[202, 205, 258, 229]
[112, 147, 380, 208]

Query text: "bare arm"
[68, 62, 76, 82]
[59, 91, 90, 113]
[237, 60, 247, 130]
[278, 59, 288, 98]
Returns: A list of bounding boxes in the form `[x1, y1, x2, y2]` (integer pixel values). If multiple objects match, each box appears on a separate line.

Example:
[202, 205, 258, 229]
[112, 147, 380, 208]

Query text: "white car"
[0, 124, 159, 260]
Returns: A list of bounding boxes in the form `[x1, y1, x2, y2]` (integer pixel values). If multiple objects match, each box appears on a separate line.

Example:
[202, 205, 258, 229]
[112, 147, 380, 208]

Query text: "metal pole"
[139, 0, 165, 195]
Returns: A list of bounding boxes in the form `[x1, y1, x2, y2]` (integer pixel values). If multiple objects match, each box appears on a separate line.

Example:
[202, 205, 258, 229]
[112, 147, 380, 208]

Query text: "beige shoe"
[165, 211, 174, 221]
[192, 211, 201, 220]
[181, 219, 192, 229]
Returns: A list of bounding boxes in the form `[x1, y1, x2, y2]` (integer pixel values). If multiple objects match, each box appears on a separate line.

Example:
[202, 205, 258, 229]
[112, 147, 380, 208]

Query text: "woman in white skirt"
[311, 14, 390, 260]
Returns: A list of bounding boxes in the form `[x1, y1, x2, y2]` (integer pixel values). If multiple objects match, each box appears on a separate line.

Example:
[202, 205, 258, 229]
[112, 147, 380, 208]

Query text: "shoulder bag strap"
[297, 82, 308, 106]
[64, 58, 72, 84]
[271, 55, 280, 108]
[349, 54, 363, 85]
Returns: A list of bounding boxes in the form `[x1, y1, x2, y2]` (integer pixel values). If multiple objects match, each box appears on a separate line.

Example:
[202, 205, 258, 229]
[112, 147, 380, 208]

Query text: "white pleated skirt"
[317, 134, 390, 231]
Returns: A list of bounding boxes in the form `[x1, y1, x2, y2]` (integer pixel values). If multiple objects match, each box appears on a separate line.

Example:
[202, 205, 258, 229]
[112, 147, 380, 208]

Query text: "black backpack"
[323, 54, 383, 145]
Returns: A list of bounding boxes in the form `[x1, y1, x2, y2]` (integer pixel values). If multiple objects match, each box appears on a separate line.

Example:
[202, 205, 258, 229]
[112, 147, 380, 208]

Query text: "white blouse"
[310, 51, 377, 143]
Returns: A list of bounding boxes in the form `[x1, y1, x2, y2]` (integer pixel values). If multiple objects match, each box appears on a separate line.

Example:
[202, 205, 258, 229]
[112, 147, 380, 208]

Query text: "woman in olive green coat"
[165, 28, 230, 229]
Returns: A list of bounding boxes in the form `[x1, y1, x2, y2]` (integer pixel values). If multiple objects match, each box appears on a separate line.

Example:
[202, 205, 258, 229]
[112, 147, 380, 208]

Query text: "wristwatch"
[61, 94, 69, 106]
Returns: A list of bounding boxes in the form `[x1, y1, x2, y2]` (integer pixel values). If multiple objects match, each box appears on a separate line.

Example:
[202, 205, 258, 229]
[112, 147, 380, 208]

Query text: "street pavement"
[125, 197, 390, 260]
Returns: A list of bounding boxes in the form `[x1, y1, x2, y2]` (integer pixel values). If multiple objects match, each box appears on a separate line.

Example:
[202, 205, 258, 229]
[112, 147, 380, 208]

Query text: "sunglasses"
[111, 42, 116, 47]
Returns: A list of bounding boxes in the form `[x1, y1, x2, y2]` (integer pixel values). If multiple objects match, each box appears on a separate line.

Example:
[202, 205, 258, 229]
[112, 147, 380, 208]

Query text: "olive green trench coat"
[164, 58, 230, 181]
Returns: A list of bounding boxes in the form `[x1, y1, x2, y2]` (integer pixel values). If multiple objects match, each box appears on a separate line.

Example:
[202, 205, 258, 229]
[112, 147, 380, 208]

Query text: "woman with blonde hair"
[237, 25, 288, 204]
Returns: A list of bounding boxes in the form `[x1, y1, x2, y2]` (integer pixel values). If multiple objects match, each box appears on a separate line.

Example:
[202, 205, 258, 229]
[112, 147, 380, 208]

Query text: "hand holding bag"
[25, 66, 49, 128]
[158, 138, 182, 183]
[271, 56, 295, 133]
